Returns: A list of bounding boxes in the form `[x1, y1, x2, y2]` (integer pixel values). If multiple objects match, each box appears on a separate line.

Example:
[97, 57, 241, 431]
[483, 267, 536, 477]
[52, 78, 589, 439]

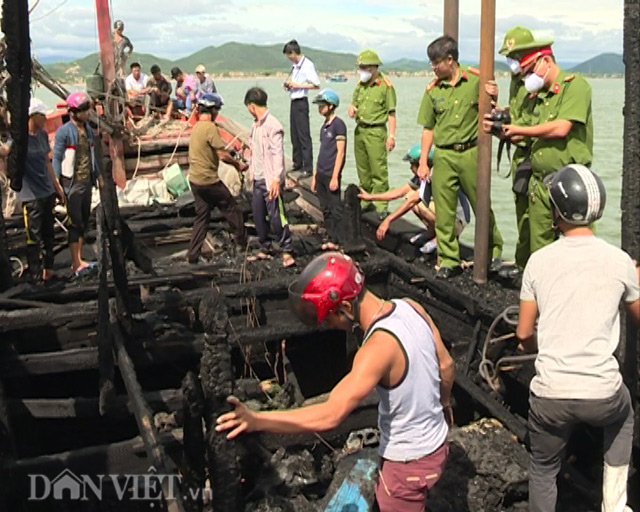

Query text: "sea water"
[34, 76, 624, 257]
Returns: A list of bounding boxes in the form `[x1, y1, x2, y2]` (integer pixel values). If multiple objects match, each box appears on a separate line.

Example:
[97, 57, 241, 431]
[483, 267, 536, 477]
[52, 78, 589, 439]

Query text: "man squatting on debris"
[216, 252, 455, 511]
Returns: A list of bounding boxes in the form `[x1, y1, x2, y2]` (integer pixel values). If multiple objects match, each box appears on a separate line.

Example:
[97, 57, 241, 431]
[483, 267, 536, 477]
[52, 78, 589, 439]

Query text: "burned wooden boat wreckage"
[0, 0, 639, 511]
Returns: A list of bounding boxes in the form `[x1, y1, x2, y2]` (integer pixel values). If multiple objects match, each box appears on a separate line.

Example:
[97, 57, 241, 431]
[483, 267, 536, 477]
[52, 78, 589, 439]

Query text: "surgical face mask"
[506, 57, 522, 75]
[359, 70, 372, 83]
[524, 60, 548, 92]
[524, 71, 545, 92]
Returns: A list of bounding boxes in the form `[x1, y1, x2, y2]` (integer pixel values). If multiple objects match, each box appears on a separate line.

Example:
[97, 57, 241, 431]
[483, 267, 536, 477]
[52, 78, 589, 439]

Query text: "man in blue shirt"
[283, 40, 320, 176]
[311, 88, 346, 250]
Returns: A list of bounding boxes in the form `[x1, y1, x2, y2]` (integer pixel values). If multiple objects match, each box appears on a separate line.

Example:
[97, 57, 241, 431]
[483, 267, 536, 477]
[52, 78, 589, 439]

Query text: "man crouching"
[216, 252, 454, 511]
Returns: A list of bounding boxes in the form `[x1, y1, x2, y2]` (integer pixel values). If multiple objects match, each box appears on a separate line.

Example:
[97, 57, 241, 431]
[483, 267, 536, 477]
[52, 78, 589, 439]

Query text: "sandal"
[246, 251, 272, 263]
[282, 253, 296, 268]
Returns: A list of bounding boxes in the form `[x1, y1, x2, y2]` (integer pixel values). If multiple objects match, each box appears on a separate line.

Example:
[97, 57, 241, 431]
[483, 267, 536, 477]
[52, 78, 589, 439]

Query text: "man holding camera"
[484, 27, 553, 279]
[497, 35, 593, 261]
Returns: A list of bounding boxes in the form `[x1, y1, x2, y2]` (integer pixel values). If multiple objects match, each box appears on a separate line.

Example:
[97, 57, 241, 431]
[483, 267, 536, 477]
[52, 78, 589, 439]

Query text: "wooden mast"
[473, 0, 496, 284]
[443, 0, 459, 41]
[95, 0, 126, 188]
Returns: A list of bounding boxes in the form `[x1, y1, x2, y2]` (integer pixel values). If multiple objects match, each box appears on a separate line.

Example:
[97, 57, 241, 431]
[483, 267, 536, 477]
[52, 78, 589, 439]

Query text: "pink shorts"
[375, 441, 449, 512]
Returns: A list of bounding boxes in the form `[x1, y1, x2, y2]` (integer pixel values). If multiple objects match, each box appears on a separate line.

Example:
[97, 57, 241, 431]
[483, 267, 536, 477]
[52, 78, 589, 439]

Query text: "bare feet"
[282, 253, 296, 268]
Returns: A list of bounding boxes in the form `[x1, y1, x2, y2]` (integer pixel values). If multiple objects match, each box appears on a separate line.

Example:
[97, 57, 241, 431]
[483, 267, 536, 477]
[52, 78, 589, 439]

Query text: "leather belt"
[436, 139, 478, 152]
[358, 123, 385, 128]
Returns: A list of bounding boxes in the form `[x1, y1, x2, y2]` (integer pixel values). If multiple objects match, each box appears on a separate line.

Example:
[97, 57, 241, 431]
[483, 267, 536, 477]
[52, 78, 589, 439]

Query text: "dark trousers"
[315, 173, 343, 244]
[188, 180, 246, 262]
[527, 385, 634, 512]
[290, 98, 313, 172]
[63, 179, 92, 243]
[252, 179, 292, 253]
[23, 194, 56, 280]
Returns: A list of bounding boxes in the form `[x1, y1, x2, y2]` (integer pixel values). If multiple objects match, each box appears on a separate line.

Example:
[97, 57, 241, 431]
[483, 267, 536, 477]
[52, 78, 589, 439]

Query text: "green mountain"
[569, 53, 624, 75]
[43, 44, 623, 82]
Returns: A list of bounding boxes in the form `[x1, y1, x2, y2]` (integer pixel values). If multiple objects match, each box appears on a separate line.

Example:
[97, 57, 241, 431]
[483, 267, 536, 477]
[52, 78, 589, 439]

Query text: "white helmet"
[28, 98, 48, 117]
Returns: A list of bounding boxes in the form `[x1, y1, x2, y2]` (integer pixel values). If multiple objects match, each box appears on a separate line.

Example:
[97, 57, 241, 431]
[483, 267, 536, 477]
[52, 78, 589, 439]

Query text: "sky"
[22, 0, 624, 64]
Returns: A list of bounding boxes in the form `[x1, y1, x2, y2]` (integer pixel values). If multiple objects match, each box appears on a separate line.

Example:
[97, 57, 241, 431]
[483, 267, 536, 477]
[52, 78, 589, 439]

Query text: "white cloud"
[24, 0, 624, 63]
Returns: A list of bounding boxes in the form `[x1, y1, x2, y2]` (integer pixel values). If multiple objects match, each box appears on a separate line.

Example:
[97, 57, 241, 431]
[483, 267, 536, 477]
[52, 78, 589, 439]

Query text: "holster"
[512, 158, 532, 197]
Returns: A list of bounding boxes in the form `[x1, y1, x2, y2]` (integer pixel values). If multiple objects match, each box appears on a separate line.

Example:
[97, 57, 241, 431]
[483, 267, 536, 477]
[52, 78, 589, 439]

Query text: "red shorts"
[375, 441, 449, 512]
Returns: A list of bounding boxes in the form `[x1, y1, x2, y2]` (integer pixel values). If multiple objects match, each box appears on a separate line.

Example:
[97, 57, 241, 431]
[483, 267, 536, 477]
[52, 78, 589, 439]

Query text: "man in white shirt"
[124, 62, 148, 101]
[283, 40, 320, 176]
[516, 164, 640, 512]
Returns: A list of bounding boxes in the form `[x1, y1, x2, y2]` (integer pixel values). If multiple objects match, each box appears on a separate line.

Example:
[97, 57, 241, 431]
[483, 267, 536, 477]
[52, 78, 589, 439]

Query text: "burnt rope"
[478, 305, 536, 392]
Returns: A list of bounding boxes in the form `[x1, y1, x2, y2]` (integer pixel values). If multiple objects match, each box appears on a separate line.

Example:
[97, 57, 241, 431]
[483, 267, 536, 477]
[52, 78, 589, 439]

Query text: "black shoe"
[301, 169, 313, 177]
[436, 266, 463, 279]
[498, 266, 522, 280]
[489, 257, 503, 273]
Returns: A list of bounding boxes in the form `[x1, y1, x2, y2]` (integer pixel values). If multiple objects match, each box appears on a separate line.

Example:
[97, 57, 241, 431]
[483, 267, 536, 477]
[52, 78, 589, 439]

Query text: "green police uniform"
[352, 73, 397, 212]
[508, 76, 537, 269]
[528, 70, 593, 253]
[417, 67, 503, 269]
[498, 26, 552, 269]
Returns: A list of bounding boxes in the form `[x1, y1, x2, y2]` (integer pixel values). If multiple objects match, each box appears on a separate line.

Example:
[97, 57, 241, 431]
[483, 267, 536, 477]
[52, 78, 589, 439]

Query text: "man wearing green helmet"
[417, 36, 503, 279]
[483, 26, 552, 280]
[348, 49, 397, 218]
[498, 29, 593, 266]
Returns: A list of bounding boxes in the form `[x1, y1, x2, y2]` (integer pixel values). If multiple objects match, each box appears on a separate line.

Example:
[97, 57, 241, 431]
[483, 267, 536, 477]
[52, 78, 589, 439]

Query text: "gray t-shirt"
[520, 235, 639, 399]
[17, 130, 55, 202]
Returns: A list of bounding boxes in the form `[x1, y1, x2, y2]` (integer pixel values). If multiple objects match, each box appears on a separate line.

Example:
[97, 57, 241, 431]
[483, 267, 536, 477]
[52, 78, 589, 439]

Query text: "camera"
[489, 109, 511, 137]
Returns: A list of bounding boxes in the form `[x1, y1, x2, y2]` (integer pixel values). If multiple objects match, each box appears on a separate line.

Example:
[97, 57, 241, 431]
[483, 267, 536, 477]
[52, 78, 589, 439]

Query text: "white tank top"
[363, 299, 448, 461]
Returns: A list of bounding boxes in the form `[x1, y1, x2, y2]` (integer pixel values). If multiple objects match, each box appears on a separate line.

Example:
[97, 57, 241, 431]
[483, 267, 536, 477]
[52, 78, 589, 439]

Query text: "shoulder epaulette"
[382, 76, 393, 88]
[563, 74, 576, 82]
[467, 67, 480, 76]
[426, 78, 439, 92]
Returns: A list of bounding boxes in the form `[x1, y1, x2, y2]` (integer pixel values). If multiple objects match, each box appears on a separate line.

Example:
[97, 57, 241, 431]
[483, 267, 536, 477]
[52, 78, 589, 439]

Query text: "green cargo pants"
[431, 146, 503, 269]
[512, 150, 531, 270]
[528, 173, 556, 255]
[354, 124, 389, 213]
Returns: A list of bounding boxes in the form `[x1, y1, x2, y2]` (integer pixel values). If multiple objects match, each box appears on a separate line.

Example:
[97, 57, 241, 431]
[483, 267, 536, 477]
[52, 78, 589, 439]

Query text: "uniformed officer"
[417, 35, 503, 279]
[502, 43, 593, 256]
[484, 27, 553, 280]
[348, 49, 397, 217]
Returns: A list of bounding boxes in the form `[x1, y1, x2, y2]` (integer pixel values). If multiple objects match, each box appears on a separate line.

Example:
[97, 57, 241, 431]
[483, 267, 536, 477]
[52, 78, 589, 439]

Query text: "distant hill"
[43, 44, 623, 82]
[569, 53, 624, 74]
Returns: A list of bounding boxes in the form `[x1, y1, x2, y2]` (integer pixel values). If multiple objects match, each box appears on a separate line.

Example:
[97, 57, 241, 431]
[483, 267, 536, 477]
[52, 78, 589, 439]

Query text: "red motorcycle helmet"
[288, 252, 365, 326]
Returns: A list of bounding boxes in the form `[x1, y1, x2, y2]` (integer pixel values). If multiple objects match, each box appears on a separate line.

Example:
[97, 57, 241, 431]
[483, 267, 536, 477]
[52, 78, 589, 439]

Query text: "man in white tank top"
[216, 252, 455, 511]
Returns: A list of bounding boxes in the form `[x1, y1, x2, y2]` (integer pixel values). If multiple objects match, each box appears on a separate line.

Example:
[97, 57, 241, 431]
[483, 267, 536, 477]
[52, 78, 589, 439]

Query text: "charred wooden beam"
[6, 430, 183, 482]
[622, 0, 640, 449]
[9, 389, 183, 420]
[181, 372, 206, 512]
[199, 291, 241, 512]
[340, 184, 366, 252]
[97, 209, 116, 415]
[111, 307, 186, 512]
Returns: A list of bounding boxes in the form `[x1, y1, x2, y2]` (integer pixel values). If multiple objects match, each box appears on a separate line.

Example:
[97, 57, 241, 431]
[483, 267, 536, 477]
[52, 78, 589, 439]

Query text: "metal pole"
[443, 0, 459, 41]
[473, 0, 496, 284]
[622, 0, 640, 449]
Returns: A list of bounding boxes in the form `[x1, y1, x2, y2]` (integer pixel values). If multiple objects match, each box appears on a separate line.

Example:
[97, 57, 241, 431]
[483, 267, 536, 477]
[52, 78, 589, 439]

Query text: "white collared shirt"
[288, 56, 320, 100]
[125, 72, 148, 91]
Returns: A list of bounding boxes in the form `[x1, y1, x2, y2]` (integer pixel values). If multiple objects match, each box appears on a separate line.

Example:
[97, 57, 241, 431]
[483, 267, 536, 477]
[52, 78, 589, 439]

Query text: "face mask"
[524, 61, 549, 92]
[506, 57, 522, 75]
[359, 70, 372, 83]
[524, 70, 546, 92]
